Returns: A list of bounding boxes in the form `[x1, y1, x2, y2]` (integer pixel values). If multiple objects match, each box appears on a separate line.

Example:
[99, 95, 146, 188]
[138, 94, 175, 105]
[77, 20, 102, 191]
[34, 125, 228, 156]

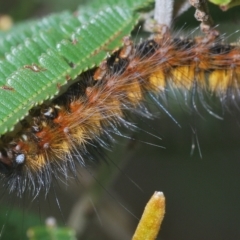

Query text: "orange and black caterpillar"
[0, 27, 240, 196]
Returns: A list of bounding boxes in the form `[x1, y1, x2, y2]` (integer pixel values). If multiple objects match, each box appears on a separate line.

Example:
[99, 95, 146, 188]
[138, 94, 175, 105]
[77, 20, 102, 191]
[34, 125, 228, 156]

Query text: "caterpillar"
[1, 0, 240, 239]
[0, 21, 239, 196]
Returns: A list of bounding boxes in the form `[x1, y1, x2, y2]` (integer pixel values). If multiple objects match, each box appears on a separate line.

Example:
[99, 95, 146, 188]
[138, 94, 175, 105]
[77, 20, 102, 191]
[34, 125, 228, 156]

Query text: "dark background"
[1, 1, 240, 239]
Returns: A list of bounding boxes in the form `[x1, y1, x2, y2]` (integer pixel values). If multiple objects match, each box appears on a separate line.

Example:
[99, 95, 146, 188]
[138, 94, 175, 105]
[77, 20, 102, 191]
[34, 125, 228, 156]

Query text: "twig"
[189, 0, 215, 33]
[154, 0, 174, 27]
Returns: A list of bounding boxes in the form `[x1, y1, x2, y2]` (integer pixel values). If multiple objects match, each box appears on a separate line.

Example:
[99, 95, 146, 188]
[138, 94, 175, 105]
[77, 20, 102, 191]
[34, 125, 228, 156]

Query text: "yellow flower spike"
[132, 191, 165, 240]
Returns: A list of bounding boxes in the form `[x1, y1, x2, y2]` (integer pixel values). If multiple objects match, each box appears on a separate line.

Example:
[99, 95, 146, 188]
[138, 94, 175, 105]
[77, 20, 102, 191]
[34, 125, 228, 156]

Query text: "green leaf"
[77, 0, 155, 16]
[0, 12, 73, 58]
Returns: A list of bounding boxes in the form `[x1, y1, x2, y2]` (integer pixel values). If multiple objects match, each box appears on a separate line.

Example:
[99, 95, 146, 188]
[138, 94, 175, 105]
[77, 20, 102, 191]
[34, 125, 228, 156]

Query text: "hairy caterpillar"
[1, 27, 236, 195]
[1, 1, 240, 240]
[1, 22, 240, 195]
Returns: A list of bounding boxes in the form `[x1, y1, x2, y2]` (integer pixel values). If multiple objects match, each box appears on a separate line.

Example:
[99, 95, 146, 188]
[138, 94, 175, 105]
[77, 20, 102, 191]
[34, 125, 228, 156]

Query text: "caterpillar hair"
[0, 18, 239, 197]
[1, 0, 240, 239]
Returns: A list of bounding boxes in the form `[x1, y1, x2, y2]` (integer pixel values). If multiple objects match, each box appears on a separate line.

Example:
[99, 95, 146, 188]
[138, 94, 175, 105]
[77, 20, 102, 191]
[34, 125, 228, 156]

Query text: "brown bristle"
[1, 28, 240, 196]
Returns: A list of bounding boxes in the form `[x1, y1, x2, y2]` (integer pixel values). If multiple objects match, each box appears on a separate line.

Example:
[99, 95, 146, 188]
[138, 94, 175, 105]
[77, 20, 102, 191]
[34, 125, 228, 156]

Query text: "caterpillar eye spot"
[15, 145, 21, 152]
[63, 127, 70, 134]
[15, 154, 25, 165]
[43, 143, 50, 149]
